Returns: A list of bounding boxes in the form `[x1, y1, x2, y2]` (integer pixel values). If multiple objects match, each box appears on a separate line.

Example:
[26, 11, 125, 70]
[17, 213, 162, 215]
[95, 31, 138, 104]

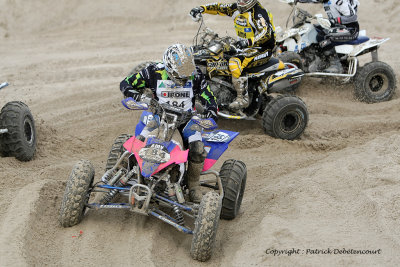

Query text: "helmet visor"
[173, 48, 195, 78]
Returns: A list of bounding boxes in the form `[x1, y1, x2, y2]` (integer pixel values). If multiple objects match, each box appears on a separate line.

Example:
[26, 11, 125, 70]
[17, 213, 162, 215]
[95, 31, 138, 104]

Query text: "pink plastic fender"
[202, 158, 217, 172]
[123, 136, 188, 176]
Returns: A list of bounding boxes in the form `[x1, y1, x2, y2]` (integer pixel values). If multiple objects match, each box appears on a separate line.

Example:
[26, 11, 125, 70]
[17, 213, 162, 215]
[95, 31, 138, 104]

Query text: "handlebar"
[191, 12, 203, 23]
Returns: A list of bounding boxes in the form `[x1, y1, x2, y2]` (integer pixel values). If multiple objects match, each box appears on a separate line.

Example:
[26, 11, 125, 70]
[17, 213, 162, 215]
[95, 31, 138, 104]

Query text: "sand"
[0, 0, 399, 266]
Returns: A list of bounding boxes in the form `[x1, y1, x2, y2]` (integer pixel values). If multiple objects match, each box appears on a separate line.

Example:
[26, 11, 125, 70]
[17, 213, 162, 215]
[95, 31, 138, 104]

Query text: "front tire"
[219, 159, 247, 220]
[354, 61, 397, 103]
[59, 160, 95, 227]
[190, 191, 222, 262]
[0, 101, 36, 161]
[262, 95, 308, 140]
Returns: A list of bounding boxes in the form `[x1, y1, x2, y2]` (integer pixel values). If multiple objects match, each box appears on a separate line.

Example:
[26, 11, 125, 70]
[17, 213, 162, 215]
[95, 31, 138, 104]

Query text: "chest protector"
[156, 80, 194, 110]
[233, 12, 255, 40]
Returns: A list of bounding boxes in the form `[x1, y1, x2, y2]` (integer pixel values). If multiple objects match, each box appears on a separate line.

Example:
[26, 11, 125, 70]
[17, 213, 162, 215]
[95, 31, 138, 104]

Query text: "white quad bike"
[275, 0, 397, 103]
[0, 82, 36, 161]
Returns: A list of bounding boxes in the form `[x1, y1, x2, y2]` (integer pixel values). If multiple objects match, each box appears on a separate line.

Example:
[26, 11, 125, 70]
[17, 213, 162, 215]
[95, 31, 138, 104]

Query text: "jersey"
[299, 0, 359, 25]
[201, 2, 275, 50]
[323, 0, 359, 25]
[120, 63, 218, 114]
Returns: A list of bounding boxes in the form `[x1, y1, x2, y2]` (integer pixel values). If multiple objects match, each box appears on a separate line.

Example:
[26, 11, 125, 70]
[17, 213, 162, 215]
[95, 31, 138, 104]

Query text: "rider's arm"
[200, 3, 238, 16]
[333, 13, 358, 25]
[249, 9, 275, 48]
[120, 65, 158, 99]
[193, 68, 218, 115]
[120, 71, 147, 98]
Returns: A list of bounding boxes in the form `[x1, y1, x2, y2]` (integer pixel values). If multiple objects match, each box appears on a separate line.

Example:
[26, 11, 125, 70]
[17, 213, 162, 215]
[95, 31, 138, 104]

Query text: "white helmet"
[237, 0, 257, 13]
[163, 44, 195, 86]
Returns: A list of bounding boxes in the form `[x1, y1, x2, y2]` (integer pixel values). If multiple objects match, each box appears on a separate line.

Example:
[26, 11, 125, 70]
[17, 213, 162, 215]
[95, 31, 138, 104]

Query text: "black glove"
[203, 110, 217, 121]
[235, 39, 249, 50]
[125, 89, 141, 101]
[190, 7, 204, 20]
[329, 17, 340, 26]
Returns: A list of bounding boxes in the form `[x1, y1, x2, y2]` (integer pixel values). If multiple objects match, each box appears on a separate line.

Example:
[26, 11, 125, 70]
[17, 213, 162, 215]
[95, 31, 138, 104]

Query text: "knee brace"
[188, 141, 207, 163]
[229, 57, 242, 79]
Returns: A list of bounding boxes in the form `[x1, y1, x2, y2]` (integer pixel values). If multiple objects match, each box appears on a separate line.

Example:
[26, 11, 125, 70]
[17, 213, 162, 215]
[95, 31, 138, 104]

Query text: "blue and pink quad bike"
[59, 97, 247, 261]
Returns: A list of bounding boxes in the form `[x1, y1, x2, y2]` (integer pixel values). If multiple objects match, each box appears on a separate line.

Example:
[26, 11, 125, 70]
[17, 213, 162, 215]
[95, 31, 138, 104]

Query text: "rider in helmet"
[297, 0, 360, 73]
[190, 0, 276, 112]
[120, 44, 218, 203]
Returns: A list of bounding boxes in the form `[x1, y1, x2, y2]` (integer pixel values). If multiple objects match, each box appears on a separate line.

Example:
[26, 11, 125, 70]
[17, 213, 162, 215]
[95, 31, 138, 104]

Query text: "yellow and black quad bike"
[128, 17, 308, 140]
[190, 14, 308, 140]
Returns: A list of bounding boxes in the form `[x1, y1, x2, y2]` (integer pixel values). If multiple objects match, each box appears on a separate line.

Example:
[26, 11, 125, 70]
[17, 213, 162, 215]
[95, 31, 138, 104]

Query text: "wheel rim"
[368, 73, 388, 94]
[23, 117, 34, 145]
[279, 110, 301, 134]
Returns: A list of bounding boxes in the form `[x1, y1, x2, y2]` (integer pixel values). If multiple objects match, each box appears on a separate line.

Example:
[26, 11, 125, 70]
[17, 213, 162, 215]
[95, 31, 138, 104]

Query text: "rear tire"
[0, 101, 36, 161]
[219, 159, 247, 220]
[59, 160, 95, 227]
[105, 134, 132, 171]
[262, 95, 308, 140]
[354, 61, 397, 103]
[94, 134, 132, 204]
[277, 52, 303, 70]
[190, 191, 222, 262]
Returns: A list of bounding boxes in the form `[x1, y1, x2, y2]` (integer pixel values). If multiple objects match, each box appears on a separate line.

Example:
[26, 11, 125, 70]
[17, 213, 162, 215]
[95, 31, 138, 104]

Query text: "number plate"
[139, 144, 170, 163]
[204, 131, 231, 143]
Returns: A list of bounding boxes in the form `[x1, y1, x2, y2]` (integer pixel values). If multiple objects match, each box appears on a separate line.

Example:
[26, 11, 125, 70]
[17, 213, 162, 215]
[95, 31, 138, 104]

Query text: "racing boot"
[229, 76, 249, 111]
[187, 160, 206, 203]
[187, 141, 208, 203]
[323, 50, 343, 74]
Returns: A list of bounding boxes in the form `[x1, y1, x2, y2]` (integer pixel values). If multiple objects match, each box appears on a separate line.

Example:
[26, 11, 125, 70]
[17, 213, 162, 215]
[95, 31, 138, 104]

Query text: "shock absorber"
[100, 169, 129, 204]
[173, 205, 185, 225]
[100, 188, 119, 204]
[171, 196, 185, 225]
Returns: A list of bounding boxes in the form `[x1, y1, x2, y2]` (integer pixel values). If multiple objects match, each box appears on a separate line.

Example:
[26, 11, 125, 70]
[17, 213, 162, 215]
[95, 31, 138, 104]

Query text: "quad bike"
[130, 15, 309, 140]
[59, 97, 247, 262]
[275, 0, 397, 103]
[0, 82, 36, 161]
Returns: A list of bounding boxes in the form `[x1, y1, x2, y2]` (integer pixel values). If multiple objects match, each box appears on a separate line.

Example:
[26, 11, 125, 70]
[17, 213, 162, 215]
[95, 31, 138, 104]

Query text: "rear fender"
[202, 130, 239, 171]
[350, 38, 390, 57]
[266, 68, 304, 94]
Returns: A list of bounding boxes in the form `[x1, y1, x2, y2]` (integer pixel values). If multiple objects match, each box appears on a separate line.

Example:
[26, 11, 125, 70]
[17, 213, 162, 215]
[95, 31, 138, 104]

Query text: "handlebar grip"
[0, 82, 9, 90]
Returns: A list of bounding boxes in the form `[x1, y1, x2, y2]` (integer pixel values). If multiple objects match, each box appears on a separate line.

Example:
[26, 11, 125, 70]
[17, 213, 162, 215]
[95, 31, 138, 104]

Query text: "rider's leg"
[228, 56, 250, 111]
[319, 26, 359, 74]
[187, 140, 208, 202]
[183, 124, 208, 203]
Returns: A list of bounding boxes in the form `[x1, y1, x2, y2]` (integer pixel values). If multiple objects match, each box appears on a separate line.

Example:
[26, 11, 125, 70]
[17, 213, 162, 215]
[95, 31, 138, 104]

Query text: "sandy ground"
[0, 0, 399, 266]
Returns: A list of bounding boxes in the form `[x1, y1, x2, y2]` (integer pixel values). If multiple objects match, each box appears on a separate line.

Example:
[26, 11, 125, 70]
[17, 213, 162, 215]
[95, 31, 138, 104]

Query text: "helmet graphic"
[163, 44, 195, 86]
[237, 0, 257, 13]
